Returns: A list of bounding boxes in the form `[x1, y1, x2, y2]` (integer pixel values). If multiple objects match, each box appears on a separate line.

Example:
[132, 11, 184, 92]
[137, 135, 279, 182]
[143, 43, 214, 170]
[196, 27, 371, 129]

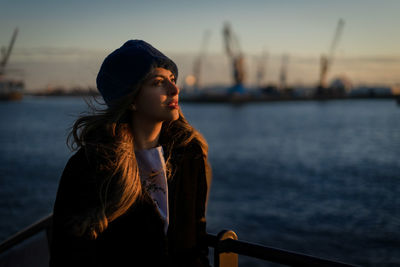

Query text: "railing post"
[214, 230, 238, 267]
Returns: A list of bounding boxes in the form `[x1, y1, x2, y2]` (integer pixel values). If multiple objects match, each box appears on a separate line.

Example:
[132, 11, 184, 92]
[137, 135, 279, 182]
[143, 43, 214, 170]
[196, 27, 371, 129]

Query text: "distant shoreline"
[24, 90, 399, 104]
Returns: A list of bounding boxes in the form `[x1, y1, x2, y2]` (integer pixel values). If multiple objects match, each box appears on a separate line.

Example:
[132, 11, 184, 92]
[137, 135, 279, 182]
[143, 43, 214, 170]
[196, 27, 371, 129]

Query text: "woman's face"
[133, 67, 180, 122]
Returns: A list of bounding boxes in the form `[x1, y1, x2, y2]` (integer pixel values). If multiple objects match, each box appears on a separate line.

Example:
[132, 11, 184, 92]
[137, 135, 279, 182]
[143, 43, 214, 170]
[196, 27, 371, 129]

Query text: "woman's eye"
[154, 79, 163, 86]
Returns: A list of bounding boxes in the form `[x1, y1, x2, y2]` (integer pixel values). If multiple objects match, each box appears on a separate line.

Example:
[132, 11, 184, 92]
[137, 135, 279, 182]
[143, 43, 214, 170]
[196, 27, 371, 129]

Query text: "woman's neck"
[131, 115, 163, 150]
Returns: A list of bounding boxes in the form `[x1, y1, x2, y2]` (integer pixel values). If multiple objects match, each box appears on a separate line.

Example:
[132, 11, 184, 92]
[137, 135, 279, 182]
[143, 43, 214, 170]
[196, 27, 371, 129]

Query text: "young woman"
[49, 40, 212, 267]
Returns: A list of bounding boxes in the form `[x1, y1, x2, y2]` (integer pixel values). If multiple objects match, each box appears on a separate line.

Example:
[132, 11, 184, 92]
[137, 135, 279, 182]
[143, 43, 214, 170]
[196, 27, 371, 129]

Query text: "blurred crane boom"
[193, 30, 211, 88]
[0, 28, 19, 76]
[223, 22, 245, 88]
[319, 19, 345, 89]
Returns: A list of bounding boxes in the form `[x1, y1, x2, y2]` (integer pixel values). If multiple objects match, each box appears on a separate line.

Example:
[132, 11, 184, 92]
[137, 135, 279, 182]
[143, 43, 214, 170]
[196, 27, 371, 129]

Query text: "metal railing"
[0, 215, 358, 267]
[207, 230, 358, 267]
[0, 214, 53, 255]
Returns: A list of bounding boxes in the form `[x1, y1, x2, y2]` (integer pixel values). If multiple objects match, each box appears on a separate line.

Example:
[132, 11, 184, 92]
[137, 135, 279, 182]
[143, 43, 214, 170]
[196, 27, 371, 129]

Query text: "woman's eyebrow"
[149, 74, 175, 79]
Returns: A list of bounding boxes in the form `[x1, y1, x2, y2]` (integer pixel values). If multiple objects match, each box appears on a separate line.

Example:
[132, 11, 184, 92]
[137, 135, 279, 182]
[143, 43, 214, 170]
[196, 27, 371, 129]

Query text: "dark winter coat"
[49, 141, 211, 267]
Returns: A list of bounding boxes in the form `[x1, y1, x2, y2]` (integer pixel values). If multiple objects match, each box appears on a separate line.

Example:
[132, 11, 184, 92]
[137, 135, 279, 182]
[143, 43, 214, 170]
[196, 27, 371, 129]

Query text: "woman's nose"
[167, 81, 179, 96]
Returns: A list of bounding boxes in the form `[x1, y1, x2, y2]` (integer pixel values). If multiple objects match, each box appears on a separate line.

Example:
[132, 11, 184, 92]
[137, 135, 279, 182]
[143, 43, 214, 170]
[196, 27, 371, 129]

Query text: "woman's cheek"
[150, 95, 165, 112]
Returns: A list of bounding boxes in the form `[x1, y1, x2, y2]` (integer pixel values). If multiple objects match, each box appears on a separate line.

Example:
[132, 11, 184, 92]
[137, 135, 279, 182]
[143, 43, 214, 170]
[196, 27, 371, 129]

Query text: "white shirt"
[135, 146, 169, 234]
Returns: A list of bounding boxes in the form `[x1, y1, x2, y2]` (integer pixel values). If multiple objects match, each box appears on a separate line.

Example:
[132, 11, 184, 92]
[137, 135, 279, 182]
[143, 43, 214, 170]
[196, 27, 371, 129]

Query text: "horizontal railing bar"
[206, 233, 358, 267]
[0, 216, 358, 267]
[0, 214, 52, 254]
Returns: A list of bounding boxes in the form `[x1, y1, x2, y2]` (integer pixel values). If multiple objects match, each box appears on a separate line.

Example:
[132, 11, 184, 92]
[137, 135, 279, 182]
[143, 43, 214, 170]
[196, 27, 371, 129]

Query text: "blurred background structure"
[0, 0, 400, 93]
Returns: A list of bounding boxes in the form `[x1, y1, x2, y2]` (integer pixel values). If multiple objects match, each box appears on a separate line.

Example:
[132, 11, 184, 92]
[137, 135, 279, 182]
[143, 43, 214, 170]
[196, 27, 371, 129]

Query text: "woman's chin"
[168, 110, 180, 121]
[157, 110, 179, 122]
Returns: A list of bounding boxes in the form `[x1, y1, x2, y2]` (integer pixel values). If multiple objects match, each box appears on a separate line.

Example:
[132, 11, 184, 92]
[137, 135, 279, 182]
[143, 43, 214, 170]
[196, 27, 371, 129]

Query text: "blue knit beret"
[96, 40, 178, 106]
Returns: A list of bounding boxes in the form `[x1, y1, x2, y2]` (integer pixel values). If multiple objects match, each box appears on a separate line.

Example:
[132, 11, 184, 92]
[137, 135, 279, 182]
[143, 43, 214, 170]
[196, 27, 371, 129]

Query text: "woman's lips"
[167, 100, 179, 109]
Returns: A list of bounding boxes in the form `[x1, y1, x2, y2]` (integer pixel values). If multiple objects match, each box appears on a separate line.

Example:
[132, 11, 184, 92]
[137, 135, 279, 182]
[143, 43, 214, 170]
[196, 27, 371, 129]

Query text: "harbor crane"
[223, 22, 246, 92]
[192, 30, 211, 89]
[317, 19, 345, 95]
[0, 27, 24, 100]
[279, 54, 289, 90]
[0, 28, 18, 77]
[255, 50, 268, 88]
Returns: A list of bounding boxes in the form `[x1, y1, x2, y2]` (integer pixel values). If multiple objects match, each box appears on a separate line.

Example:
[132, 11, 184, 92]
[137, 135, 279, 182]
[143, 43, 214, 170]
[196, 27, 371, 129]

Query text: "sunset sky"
[1, 0, 400, 90]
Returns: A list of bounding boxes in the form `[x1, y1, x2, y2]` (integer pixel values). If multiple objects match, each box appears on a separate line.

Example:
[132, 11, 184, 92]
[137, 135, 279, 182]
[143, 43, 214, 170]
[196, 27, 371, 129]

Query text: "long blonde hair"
[67, 89, 208, 239]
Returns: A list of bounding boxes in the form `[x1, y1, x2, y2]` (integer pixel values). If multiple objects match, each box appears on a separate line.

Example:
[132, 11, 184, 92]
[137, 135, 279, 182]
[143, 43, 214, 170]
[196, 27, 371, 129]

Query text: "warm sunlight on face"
[133, 67, 180, 122]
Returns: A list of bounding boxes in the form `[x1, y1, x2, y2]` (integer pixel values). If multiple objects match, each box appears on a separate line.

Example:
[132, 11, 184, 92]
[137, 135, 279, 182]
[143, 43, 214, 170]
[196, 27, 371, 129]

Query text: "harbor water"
[0, 96, 399, 266]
